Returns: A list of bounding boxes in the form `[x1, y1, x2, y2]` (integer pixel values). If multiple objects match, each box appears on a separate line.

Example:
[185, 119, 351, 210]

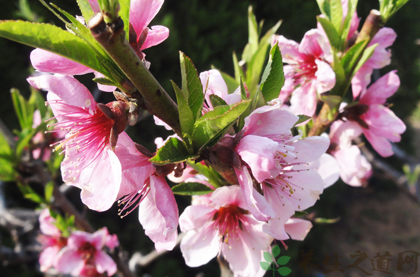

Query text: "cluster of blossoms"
[21, 0, 406, 276]
[38, 209, 119, 276]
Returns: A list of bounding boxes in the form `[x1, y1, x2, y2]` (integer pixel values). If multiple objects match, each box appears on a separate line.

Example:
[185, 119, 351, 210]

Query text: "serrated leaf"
[172, 80, 194, 138]
[316, 0, 331, 19]
[294, 115, 311, 126]
[77, 0, 94, 22]
[18, 183, 45, 204]
[277, 256, 291, 266]
[317, 17, 340, 50]
[260, 262, 271, 271]
[186, 161, 225, 188]
[247, 6, 259, 58]
[260, 43, 284, 102]
[209, 95, 228, 108]
[150, 137, 198, 165]
[172, 182, 214, 195]
[341, 40, 369, 75]
[192, 100, 250, 150]
[246, 39, 270, 96]
[330, 0, 343, 32]
[272, 245, 281, 257]
[330, 52, 346, 96]
[263, 251, 272, 263]
[278, 266, 292, 276]
[0, 21, 110, 77]
[180, 52, 204, 121]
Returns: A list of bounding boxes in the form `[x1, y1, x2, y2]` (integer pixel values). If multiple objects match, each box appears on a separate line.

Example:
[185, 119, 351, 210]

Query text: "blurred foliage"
[0, 0, 419, 276]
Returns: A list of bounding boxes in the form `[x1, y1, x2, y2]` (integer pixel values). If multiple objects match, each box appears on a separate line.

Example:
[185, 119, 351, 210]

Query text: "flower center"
[292, 55, 318, 84]
[78, 242, 97, 261]
[212, 205, 248, 244]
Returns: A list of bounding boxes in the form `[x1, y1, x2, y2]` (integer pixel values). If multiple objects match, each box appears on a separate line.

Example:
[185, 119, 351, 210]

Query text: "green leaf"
[150, 137, 199, 165]
[294, 115, 311, 126]
[330, 0, 343, 32]
[171, 182, 214, 196]
[172, 80, 194, 138]
[92, 77, 118, 86]
[260, 43, 284, 102]
[277, 256, 291, 266]
[0, 157, 17, 181]
[272, 245, 281, 257]
[119, 0, 131, 41]
[11, 88, 33, 130]
[263, 251, 272, 263]
[186, 161, 226, 188]
[232, 52, 244, 85]
[316, 0, 331, 19]
[278, 266, 292, 276]
[209, 95, 228, 108]
[330, 52, 346, 96]
[77, 0, 94, 22]
[192, 100, 250, 151]
[341, 0, 358, 43]
[247, 6, 259, 58]
[260, 262, 271, 271]
[44, 181, 54, 203]
[317, 17, 340, 50]
[180, 52, 204, 121]
[16, 129, 37, 158]
[29, 88, 47, 120]
[0, 21, 110, 77]
[354, 43, 378, 74]
[341, 40, 369, 75]
[18, 183, 45, 204]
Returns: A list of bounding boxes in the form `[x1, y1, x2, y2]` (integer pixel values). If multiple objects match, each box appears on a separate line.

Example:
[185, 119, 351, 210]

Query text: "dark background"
[1, 0, 420, 276]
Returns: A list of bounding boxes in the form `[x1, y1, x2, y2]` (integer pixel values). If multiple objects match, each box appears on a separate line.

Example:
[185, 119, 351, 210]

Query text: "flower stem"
[89, 14, 182, 136]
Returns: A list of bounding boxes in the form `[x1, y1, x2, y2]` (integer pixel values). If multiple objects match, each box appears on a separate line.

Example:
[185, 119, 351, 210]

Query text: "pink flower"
[232, 100, 329, 240]
[344, 71, 406, 157]
[38, 209, 67, 272]
[55, 228, 117, 276]
[285, 218, 313, 241]
[27, 74, 130, 212]
[116, 132, 179, 251]
[328, 120, 372, 186]
[272, 29, 335, 116]
[351, 28, 397, 98]
[180, 185, 272, 277]
[30, 0, 169, 92]
[307, 153, 340, 189]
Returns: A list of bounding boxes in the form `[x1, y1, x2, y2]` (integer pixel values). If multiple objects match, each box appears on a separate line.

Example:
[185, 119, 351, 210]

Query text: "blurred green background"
[1, 0, 420, 276]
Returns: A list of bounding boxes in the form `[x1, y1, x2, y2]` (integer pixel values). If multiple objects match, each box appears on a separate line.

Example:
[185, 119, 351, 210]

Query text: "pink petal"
[292, 136, 330, 163]
[351, 65, 373, 99]
[314, 59, 335, 93]
[78, 149, 122, 211]
[179, 204, 215, 232]
[90, 228, 107, 250]
[308, 154, 340, 188]
[68, 231, 91, 249]
[94, 251, 117, 275]
[285, 218, 312, 240]
[279, 66, 296, 101]
[30, 49, 93, 75]
[115, 132, 155, 198]
[289, 82, 317, 116]
[272, 35, 305, 64]
[363, 128, 394, 157]
[55, 248, 84, 274]
[200, 69, 229, 109]
[141, 25, 169, 50]
[244, 102, 298, 137]
[235, 168, 275, 221]
[370, 27, 397, 50]
[329, 120, 363, 148]
[299, 29, 331, 61]
[180, 227, 219, 267]
[130, 0, 164, 40]
[39, 209, 61, 237]
[360, 71, 399, 105]
[139, 175, 178, 251]
[334, 146, 372, 186]
[236, 135, 279, 182]
[27, 74, 96, 112]
[39, 246, 60, 272]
